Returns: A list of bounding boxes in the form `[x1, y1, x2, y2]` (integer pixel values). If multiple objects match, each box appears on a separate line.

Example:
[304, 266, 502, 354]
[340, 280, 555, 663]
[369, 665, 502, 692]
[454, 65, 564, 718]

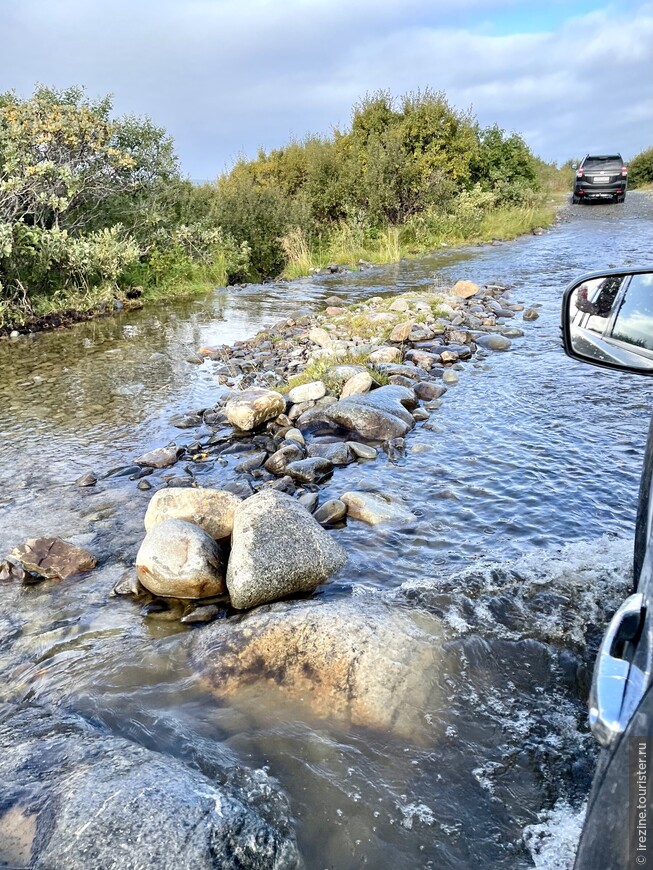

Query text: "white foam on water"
[523, 799, 587, 870]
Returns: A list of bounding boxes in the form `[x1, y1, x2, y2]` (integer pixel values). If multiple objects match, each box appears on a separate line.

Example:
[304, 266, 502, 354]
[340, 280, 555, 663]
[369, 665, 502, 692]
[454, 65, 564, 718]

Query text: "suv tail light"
[576, 169, 584, 178]
[622, 166, 628, 176]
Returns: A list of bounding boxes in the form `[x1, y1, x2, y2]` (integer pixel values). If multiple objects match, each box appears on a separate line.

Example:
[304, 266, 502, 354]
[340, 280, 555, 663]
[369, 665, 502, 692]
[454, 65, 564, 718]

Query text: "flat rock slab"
[191, 596, 444, 742]
[144, 488, 242, 541]
[226, 490, 347, 610]
[9, 537, 97, 581]
[135, 446, 180, 468]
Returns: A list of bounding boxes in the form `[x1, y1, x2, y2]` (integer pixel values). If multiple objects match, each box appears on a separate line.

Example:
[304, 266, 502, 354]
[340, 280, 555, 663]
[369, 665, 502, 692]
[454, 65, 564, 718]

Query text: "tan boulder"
[144, 488, 241, 541]
[389, 321, 414, 343]
[191, 596, 445, 743]
[340, 371, 373, 398]
[225, 389, 285, 431]
[451, 280, 479, 299]
[341, 491, 417, 526]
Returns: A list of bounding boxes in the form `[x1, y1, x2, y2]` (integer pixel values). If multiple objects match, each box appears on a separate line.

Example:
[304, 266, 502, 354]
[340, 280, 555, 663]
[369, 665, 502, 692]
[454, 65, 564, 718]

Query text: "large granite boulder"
[144, 488, 241, 541]
[9, 538, 97, 581]
[226, 389, 285, 431]
[226, 490, 347, 610]
[0, 705, 301, 870]
[191, 596, 444, 742]
[136, 519, 225, 599]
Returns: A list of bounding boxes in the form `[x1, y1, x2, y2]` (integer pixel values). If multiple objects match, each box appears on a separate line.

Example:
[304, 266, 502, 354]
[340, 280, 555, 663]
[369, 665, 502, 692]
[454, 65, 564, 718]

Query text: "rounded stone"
[341, 371, 373, 398]
[136, 519, 225, 599]
[313, 499, 348, 525]
[442, 370, 459, 385]
[144, 487, 241, 541]
[226, 490, 347, 610]
[287, 381, 327, 404]
[340, 491, 417, 526]
[475, 333, 512, 351]
[347, 442, 378, 460]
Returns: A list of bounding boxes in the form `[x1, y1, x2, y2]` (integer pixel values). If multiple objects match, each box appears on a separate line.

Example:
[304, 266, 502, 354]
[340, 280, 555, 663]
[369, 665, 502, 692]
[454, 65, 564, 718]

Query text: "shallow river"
[1, 193, 653, 868]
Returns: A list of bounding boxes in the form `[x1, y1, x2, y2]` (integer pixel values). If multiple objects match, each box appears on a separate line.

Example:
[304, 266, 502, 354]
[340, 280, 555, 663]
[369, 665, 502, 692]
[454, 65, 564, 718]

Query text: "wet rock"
[223, 479, 255, 498]
[111, 570, 140, 597]
[144, 488, 241, 541]
[340, 491, 417, 526]
[0, 706, 300, 870]
[307, 441, 353, 466]
[285, 457, 333, 483]
[376, 363, 426, 381]
[180, 603, 224, 624]
[264, 443, 306, 475]
[226, 490, 347, 609]
[135, 446, 180, 468]
[166, 475, 195, 488]
[192, 596, 443, 742]
[442, 370, 459, 385]
[284, 427, 305, 445]
[341, 371, 373, 397]
[325, 295, 346, 306]
[137, 479, 152, 491]
[406, 349, 438, 369]
[369, 346, 401, 364]
[76, 471, 97, 487]
[523, 308, 540, 321]
[308, 327, 332, 348]
[235, 451, 268, 473]
[136, 519, 225, 599]
[389, 321, 413, 343]
[314, 499, 347, 525]
[475, 333, 512, 351]
[413, 408, 430, 421]
[451, 280, 480, 299]
[169, 413, 202, 429]
[287, 380, 326, 403]
[347, 442, 378, 460]
[226, 389, 285, 431]
[298, 492, 319, 513]
[9, 537, 97, 581]
[266, 475, 296, 495]
[414, 381, 447, 401]
[323, 384, 417, 440]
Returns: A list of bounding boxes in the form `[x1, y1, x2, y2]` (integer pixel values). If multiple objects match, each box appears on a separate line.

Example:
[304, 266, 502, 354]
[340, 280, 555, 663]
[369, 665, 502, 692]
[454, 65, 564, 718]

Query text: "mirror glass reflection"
[569, 272, 653, 370]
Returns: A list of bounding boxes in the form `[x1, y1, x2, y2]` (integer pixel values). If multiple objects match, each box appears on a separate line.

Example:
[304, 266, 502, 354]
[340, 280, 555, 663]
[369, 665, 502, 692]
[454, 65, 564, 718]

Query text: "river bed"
[1, 194, 653, 868]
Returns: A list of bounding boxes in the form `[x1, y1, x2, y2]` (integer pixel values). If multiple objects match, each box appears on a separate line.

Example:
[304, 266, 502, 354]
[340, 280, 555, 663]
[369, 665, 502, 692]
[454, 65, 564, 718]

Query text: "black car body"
[573, 154, 628, 204]
[561, 269, 653, 868]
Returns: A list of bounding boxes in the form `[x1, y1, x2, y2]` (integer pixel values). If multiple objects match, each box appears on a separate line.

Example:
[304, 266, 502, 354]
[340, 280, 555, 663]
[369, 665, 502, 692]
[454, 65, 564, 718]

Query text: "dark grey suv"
[572, 154, 628, 204]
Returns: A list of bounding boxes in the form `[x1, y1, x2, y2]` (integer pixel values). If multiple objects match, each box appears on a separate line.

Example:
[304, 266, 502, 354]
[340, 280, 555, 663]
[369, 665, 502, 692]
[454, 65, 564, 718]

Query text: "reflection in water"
[1, 193, 653, 868]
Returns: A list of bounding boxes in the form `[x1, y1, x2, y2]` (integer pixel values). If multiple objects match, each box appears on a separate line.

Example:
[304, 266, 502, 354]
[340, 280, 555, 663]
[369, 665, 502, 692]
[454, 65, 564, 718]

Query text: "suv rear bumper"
[574, 183, 627, 199]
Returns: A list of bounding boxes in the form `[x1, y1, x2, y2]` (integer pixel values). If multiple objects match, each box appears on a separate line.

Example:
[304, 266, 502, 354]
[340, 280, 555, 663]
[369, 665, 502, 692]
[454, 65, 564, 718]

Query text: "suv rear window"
[583, 156, 623, 170]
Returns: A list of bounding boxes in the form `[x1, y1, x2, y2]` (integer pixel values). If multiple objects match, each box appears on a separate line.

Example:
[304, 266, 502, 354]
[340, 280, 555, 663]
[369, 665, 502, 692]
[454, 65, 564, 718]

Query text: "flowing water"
[1, 193, 653, 868]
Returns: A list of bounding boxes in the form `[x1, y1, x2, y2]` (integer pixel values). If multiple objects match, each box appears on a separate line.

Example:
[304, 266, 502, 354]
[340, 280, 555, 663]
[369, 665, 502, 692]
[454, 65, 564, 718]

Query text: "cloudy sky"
[1, 0, 652, 180]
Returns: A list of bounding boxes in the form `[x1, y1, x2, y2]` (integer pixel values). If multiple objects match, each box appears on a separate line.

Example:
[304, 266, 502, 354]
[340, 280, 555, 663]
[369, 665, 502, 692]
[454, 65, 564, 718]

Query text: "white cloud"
[0, 0, 651, 176]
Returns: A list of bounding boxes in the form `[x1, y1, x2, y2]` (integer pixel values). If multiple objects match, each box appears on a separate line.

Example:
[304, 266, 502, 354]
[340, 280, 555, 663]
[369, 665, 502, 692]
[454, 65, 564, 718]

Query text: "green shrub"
[628, 147, 653, 187]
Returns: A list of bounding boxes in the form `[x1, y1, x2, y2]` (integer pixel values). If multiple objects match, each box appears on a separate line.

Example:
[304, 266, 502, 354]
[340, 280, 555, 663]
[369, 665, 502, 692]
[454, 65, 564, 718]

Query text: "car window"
[610, 273, 653, 351]
[583, 157, 623, 170]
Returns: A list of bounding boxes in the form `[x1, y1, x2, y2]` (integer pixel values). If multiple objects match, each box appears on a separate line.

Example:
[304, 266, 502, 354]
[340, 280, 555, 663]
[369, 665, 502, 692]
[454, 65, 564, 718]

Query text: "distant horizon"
[2, 0, 651, 179]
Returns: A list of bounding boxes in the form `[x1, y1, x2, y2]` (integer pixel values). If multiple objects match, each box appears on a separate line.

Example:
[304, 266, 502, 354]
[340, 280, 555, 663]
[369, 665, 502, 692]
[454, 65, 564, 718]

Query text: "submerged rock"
[226, 490, 347, 610]
[0, 705, 301, 870]
[144, 488, 241, 541]
[474, 333, 512, 351]
[9, 537, 97, 581]
[191, 596, 444, 742]
[136, 519, 225, 599]
[340, 491, 417, 526]
[135, 446, 180, 468]
[226, 389, 285, 431]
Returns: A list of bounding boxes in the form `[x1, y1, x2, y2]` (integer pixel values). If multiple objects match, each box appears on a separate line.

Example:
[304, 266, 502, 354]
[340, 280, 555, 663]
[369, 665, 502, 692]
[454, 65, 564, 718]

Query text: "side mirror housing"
[561, 269, 653, 375]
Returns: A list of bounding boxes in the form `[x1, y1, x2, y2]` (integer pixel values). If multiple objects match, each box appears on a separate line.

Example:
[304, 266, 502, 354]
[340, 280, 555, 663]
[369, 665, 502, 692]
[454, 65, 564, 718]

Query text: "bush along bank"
[3, 277, 542, 622]
[1, 85, 567, 333]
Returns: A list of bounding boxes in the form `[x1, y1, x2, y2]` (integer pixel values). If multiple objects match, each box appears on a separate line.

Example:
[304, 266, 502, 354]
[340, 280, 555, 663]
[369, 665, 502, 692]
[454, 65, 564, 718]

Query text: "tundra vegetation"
[628, 146, 653, 188]
[1, 86, 568, 329]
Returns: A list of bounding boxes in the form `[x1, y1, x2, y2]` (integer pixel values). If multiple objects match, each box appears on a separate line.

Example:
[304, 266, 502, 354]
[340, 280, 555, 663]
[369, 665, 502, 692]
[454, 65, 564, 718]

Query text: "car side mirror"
[561, 269, 653, 374]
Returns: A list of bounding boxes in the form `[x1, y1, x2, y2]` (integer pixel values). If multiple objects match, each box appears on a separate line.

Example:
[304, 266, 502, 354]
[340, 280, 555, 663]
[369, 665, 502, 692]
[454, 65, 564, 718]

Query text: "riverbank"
[0, 199, 561, 338]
